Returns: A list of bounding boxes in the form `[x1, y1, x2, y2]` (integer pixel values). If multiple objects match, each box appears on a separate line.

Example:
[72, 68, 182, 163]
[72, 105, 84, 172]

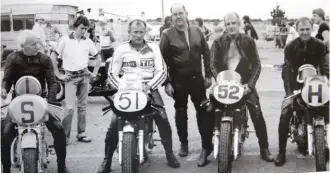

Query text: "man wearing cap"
[32, 17, 46, 53]
[44, 21, 62, 55]
[99, 20, 116, 62]
[274, 17, 329, 167]
[312, 8, 329, 47]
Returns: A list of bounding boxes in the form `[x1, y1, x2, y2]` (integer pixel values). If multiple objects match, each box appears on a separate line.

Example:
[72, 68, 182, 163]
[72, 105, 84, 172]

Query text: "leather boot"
[97, 145, 114, 173]
[58, 161, 69, 173]
[274, 153, 286, 166]
[166, 153, 180, 168]
[197, 149, 212, 167]
[178, 144, 189, 157]
[260, 148, 274, 162]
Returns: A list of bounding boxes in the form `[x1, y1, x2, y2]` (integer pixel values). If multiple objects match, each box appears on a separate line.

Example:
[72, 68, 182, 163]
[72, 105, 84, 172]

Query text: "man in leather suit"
[274, 17, 329, 166]
[97, 19, 180, 173]
[210, 12, 273, 162]
[1, 30, 68, 173]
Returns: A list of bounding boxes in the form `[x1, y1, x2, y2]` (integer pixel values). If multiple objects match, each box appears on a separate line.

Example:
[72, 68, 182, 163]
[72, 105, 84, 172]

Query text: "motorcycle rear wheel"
[218, 122, 232, 173]
[22, 148, 38, 173]
[122, 133, 139, 173]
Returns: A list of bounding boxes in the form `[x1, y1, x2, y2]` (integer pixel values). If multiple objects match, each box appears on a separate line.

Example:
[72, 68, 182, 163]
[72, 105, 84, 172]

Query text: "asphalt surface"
[4, 43, 329, 173]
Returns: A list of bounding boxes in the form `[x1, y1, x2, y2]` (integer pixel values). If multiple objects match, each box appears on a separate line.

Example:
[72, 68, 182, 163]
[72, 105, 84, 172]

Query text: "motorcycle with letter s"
[102, 73, 160, 173]
[202, 70, 250, 173]
[284, 64, 329, 171]
[1, 76, 62, 173]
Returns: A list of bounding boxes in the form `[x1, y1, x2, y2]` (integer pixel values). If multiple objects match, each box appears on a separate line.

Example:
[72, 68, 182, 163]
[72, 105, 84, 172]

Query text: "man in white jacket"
[97, 19, 180, 173]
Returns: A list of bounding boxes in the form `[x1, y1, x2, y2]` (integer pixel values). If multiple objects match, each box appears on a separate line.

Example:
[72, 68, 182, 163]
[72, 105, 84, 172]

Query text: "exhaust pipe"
[118, 131, 123, 165]
[138, 130, 144, 164]
[307, 125, 314, 156]
[214, 130, 220, 159]
[233, 128, 239, 160]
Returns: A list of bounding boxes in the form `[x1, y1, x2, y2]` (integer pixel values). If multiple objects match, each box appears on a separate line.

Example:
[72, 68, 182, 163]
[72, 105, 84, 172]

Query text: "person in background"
[32, 17, 46, 52]
[99, 20, 116, 62]
[242, 15, 258, 40]
[160, 16, 172, 37]
[195, 17, 212, 41]
[87, 21, 97, 43]
[312, 8, 329, 47]
[44, 21, 62, 55]
[285, 22, 299, 46]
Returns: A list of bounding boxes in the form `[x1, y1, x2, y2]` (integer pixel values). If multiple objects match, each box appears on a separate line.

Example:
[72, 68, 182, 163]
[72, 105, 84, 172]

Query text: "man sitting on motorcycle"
[97, 19, 180, 173]
[1, 30, 68, 173]
[274, 17, 329, 166]
[210, 12, 274, 162]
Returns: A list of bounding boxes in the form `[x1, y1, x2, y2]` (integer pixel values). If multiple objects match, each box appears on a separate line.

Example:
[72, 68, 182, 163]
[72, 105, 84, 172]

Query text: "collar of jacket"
[128, 40, 153, 54]
[69, 32, 87, 40]
[221, 33, 248, 62]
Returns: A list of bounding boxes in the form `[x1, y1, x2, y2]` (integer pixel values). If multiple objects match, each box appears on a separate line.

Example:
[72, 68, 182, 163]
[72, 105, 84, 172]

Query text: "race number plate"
[301, 79, 329, 107]
[113, 91, 148, 112]
[213, 81, 244, 105]
[8, 95, 48, 125]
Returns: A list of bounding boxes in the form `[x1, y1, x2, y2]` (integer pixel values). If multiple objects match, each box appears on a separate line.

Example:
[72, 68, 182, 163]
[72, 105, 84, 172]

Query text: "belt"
[65, 68, 88, 75]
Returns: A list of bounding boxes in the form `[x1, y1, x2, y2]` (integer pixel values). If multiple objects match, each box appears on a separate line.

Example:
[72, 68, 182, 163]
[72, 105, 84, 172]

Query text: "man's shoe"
[166, 153, 180, 168]
[197, 149, 212, 167]
[274, 153, 286, 166]
[58, 166, 70, 173]
[97, 159, 111, 173]
[178, 144, 189, 157]
[260, 148, 274, 162]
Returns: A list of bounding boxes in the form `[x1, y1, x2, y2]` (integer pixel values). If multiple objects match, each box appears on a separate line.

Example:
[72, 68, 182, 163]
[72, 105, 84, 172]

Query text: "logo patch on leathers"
[140, 58, 154, 67]
[123, 61, 137, 67]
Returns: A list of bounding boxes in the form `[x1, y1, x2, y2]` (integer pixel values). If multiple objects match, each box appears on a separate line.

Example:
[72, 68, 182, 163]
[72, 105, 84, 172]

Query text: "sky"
[2, 0, 329, 20]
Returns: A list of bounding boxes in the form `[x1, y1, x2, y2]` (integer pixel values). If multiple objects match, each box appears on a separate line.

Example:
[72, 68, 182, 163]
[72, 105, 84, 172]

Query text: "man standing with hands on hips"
[159, 3, 213, 167]
[51, 16, 101, 144]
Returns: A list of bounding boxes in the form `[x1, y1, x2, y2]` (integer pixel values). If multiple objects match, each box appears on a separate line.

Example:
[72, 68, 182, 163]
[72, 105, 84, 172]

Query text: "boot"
[197, 149, 212, 167]
[274, 153, 286, 166]
[166, 153, 180, 168]
[178, 144, 189, 157]
[260, 148, 274, 162]
[57, 161, 69, 173]
[97, 145, 114, 173]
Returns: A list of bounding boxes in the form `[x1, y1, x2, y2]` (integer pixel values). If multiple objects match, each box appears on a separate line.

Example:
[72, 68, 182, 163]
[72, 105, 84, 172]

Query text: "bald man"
[1, 30, 68, 173]
[159, 3, 213, 167]
[210, 12, 273, 162]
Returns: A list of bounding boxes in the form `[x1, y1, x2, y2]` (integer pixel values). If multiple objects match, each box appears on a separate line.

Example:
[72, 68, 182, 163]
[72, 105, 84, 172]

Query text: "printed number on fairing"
[213, 82, 244, 104]
[114, 91, 148, 112]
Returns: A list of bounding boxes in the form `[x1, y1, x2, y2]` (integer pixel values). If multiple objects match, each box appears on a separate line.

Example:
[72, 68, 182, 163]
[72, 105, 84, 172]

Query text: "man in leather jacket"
[274, 17, 329, 166]
[97, 19, 180, 173]
[210, 12, 273, 162]
[1, 30, 68, 173]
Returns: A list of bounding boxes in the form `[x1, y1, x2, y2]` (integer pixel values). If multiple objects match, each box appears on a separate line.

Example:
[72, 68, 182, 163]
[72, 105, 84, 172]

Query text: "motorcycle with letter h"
[102, 73, 161, 173]
[201, 70, 250, 173]
[283, 64, 329, 171]
[1, 76, 62, 173]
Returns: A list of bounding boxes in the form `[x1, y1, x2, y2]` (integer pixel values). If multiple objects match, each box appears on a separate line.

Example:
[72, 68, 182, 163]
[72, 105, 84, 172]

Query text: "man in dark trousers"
[159, 3, 213, 167]
[210, 12, 274, 163]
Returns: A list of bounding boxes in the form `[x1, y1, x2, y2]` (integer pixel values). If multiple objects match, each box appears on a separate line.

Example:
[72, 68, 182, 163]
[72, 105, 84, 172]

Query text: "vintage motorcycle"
[102, 73, 160, 173]
[55, 57, 114, 102]
[2, 76, 62, 173]
[202, 70, 250, 173]
[284, 64, 329, 171]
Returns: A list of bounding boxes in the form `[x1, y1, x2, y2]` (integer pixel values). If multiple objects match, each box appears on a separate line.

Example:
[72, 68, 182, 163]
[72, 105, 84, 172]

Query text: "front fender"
[314, 117, 325, 127]
[221, 116, 233, 122]
[123, 122, 135, 133]
[21, 132, 37, 148]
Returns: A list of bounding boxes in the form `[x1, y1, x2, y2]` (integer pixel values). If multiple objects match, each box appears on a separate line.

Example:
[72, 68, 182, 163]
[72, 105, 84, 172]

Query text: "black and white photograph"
[0, 0, 329, 173]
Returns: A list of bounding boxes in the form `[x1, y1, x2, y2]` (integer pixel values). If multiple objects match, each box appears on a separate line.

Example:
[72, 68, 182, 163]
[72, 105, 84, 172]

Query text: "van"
[265, 25, 280, 41]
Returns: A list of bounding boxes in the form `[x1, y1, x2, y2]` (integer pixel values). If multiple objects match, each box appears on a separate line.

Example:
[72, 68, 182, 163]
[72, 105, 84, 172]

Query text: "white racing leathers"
[108, 41, 167, 90]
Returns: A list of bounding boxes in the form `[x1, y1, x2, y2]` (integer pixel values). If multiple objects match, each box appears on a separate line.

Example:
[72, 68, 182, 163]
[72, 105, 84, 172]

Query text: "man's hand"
[57, 74, 71, 82]
[1, 88, 7, 100]
[144, 84, 151, 93]
[165, 83, 174, 97]
[242, 84, 252, 95]
[204, 77, 212, 88]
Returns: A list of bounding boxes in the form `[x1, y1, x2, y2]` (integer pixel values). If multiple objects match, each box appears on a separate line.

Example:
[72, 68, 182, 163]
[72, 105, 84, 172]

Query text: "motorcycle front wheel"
[314, 126, 326, 171]
[122, 132, 139, 173]
[22, 148, 38, 173]
[218, 122, 233, 173]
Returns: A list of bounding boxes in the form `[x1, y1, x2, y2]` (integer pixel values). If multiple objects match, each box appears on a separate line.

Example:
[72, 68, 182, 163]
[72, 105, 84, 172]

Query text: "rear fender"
[21, 132, 38, 148]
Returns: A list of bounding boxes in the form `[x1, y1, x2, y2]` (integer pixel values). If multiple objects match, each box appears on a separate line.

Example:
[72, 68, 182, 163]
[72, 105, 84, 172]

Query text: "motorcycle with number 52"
[202, 70, 250, 173]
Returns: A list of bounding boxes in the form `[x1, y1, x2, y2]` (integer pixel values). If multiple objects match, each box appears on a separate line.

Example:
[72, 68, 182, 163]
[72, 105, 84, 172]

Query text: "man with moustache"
[274, 17, 329, 167]
[159, 3, 213, 167]
[210, 12, 274, 163]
